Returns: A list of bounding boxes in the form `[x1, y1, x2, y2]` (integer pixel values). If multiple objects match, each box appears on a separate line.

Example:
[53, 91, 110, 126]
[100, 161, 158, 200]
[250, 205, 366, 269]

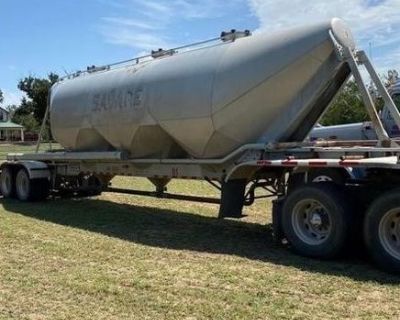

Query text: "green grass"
[0, 142, 60, 160]
[1, 145, 400, 319]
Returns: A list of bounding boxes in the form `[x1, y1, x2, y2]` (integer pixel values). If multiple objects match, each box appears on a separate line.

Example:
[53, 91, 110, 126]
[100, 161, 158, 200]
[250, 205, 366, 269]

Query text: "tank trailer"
[3, 19, 400, 273]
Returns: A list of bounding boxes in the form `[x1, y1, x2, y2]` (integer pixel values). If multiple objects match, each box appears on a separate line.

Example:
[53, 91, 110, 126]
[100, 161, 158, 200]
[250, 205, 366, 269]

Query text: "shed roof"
[0, 121, 24, 129]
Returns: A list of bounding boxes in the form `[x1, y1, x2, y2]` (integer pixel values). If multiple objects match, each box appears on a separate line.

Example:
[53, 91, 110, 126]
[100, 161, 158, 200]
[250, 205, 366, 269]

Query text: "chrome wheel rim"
[292, 199, 332, 245]
[312, 175, 333, 183]
[16, 170, 29, 200]
[379, 208, 400, 261]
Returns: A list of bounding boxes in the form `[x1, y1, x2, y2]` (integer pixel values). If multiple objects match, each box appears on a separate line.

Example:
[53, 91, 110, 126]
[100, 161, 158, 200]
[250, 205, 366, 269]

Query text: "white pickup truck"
[310, 77, 400, 141]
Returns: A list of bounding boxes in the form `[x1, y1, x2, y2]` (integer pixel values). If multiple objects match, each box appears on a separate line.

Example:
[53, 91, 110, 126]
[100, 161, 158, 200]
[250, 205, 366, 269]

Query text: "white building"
[0, 107, 24, 141]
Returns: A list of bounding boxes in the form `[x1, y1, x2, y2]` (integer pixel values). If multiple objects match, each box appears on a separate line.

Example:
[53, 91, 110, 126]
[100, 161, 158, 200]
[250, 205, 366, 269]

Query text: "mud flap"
[218, 179, 246, 218]
[272, 197, 285, 244]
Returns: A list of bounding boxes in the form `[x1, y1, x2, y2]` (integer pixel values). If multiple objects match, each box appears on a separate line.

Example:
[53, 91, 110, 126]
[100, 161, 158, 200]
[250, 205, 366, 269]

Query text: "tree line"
[0, 70, 398, 137]
[0, 74, 58, 139]
[320, 70, 399, 125]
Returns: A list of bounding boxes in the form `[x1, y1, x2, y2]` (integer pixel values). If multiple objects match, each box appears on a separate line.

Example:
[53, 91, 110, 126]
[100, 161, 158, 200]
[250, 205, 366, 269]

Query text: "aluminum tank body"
[50, 18, 355, 159]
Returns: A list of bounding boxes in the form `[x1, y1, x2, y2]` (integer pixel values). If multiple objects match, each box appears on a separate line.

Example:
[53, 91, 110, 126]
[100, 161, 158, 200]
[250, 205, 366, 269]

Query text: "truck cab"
[309, 78, 400, 141]
[380, 79, 400, 137]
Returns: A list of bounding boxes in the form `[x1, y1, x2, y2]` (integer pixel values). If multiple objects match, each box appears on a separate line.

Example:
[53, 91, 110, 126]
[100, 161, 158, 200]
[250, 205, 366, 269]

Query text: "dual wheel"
[282, 183, 400, 273]
[0, 166, 49, 201]
[282, 183, 350, 259]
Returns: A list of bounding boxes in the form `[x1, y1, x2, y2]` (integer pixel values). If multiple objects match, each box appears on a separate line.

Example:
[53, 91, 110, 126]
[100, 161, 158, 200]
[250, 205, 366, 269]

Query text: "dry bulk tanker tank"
[50, 18, 355, 159]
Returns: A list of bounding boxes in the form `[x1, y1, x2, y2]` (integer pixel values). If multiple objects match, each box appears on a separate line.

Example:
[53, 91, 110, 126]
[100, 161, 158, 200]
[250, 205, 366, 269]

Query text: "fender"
[1, 161, 51, 180]
[291, 166, 355, 180]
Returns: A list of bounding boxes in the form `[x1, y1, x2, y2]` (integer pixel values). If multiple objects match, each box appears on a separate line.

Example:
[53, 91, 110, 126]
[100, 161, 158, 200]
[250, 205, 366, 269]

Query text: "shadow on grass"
[2, 196, 400, 284]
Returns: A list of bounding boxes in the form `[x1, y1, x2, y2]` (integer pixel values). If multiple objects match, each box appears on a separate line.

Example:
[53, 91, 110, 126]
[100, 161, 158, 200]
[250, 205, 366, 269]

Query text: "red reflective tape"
[256, 160, 272, 166]
[281, 160, 298, 166]
[339, 161, 359, 166]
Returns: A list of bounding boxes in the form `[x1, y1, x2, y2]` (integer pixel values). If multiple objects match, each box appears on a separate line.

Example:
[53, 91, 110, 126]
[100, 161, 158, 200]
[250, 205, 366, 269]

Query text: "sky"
[1, 0, 400, 106]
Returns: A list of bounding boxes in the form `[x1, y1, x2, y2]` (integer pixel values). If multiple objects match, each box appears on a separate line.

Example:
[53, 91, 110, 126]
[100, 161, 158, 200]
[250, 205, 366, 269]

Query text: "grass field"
[0, 142, 60, 160]
[1, 144, 400, 319]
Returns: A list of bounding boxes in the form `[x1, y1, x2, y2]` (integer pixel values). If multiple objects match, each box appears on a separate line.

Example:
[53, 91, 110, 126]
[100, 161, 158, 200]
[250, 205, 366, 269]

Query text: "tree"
[320, 69, 399, 126]
[11, 98, 40, 133]
[17, 73, 59, 123]
[320, 80, 369, 126]
[12, 110, 39, 133]
[0, 89, 3, 105]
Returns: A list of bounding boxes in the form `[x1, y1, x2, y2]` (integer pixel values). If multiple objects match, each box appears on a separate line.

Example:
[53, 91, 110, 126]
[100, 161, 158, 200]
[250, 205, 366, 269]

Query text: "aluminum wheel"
[0, 167, 14, 197]
[312, 175, 333, 183]
[378, 208, 400, 261]
[15, 169, 30, 201]
[292, 198, 332, 245]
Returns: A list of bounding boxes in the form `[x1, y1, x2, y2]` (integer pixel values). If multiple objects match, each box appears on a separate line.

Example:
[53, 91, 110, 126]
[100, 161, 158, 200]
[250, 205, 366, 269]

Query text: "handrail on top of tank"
[58, 30, 252, 82]
[57, 37, 218, 82]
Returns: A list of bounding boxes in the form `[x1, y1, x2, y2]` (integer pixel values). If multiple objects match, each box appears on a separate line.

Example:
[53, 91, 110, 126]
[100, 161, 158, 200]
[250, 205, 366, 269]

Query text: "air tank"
[50, 18, 356, 159]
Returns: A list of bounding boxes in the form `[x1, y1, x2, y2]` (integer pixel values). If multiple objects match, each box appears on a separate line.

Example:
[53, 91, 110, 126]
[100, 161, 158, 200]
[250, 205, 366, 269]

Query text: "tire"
[287, 172, 305, 194]
[282, 183, 351, 259]
[0, 166, 15, 198]
[15, 168, 49, 202]
[364, 190, 400, 274]
[287, 169, 348, 194]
